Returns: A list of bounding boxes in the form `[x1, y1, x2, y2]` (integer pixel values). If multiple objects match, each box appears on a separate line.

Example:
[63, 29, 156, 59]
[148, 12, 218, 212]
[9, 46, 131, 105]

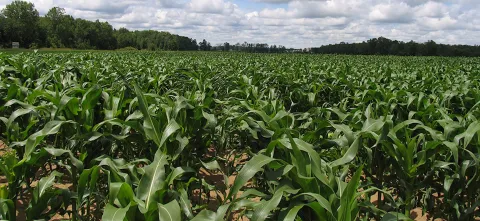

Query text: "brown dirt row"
[1, 141, 478, 221]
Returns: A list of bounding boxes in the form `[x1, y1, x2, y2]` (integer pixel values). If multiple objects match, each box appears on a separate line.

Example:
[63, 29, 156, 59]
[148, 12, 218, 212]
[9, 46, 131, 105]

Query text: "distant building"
[12, 42, 19, 49]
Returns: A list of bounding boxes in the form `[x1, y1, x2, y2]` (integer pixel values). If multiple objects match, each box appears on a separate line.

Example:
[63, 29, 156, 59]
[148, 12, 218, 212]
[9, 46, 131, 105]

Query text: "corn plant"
[1, 52, 480, 220]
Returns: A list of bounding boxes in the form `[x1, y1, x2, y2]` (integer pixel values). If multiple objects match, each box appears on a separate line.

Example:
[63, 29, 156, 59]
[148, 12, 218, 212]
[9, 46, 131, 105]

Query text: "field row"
[1, 52, 479, 220]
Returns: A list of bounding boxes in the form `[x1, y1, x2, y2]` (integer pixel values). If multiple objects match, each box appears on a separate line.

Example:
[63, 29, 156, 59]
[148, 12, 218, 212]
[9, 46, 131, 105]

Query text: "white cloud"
[414, 1, 449, 18]
[421, 15, 459, 30]
[258, 8, 292, 19]
[289, 0, 363, 18]
[187, 0, 236, 14]
[369, 2, 414, 23]
[112, 6, 173, 25]
[158, 0, 186, 8]
[0, 0, 479, 48]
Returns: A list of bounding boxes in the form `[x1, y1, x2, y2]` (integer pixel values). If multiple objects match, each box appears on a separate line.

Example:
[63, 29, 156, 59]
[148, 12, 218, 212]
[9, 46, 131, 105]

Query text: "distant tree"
[94, 20, 116, 50]
[0, 2, 200, 50]
[73, 18, 94, 49]
[224, 42, 230, 51]
[310, 37, 480, 57]
[44, 7, 75, 47]
[405, 40, 417, 56]
[426, 40, 437, 56]
[0, 14, 6, 46]
[199, 39, 207, 51]
[389, 41, 400, 55]
[1, 0, 40, 48]
[114, 27, 134, 49]
[191, 39, 198, 50]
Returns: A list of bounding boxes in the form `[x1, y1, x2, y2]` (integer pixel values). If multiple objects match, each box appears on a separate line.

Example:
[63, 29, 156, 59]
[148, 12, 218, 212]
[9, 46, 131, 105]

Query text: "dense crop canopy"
[1, 51, 480, 220]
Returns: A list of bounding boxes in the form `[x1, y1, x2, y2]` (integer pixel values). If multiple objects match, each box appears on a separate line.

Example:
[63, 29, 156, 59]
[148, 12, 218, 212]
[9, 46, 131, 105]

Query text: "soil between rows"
[0, 140, 470, 220]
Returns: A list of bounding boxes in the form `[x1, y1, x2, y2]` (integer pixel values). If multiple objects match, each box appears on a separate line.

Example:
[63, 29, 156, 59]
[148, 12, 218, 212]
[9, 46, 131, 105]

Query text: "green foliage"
[117, 47, 138, 51]
[0, 2, 198, 50]
[311, 37, 480, 57]
[0, 0, 39, 48]
[1, 52, 480, 221]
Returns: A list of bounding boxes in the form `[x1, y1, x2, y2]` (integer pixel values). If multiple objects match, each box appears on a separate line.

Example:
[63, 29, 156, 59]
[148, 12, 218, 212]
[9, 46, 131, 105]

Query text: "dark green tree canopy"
[310, 37, 480, 57]
[0, 0, 39, 47]
[0, 2, 198, 50]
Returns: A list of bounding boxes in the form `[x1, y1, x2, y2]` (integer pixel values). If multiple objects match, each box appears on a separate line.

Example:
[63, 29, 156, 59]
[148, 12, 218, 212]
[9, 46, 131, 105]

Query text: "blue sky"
[1, 0, 479, 48]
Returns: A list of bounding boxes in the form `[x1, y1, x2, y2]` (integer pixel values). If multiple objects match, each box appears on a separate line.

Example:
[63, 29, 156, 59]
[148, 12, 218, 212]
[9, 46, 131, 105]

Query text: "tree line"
[0, 1, 286, 52]
[212, 42, 289, 53]
[0, 1, 198, 50]
[311, 37, 480, 57]
[2, 1, 479, 56]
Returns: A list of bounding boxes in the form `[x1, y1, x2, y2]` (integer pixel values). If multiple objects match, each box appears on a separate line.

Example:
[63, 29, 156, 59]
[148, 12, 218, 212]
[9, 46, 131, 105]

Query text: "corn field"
[0, 51, 480, 221]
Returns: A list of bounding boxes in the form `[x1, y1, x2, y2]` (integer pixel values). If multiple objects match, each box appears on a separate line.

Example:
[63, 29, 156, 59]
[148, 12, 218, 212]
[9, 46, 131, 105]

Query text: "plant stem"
[72, 167, 77, 221]
[405, 190, 412, 217]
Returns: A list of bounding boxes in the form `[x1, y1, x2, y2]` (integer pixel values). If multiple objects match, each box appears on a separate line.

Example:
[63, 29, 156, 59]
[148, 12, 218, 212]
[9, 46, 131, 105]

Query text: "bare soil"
[195, 146, 256, 220]
[370, 192, 444, 221]
[1, 141, 478, 221]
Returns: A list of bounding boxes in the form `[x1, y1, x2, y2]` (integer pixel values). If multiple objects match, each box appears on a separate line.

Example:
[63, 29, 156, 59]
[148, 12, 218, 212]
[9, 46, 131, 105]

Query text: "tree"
[73, 18, 93, 49]
[114, 27, 134, 49]
[92, 20, 116, 50]
[199, 39, 211, 51]
[190, 39, 198, 50]
[44, 7, 75, 48]
[425, 40, 437, 56]
[224, 42, 230, 51]
[0, 14, 6, 46]
[207, 42, 211, 51]
[1, 0, 40, 48]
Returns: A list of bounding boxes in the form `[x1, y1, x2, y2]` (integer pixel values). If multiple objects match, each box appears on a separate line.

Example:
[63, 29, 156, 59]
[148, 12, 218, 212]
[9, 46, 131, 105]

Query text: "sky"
[1, 0, 479, 48]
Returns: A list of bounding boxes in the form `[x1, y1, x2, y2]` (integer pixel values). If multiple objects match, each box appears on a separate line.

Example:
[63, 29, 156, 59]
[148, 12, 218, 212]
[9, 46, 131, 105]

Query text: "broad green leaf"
[44, 148, 83, 171]
[456, 121, 480, 149]
[294, 193, 333, 216]
[200, 160, 222, 171]
[251, 189, 284, 221]
[191, 210, 216, 221]
[82, 84, 102, 110]
[228, 154, 275, 200]
[159, 120, 180, 149]
[6, 108, 33, 129]
[338, 166, 363, 221]
[361, 118, 385, 133]
[134, 83, 162, 147]
[392, 119, 423, 133]
[330, 137, 361, 168]
[443, 141, 459, 164]
[381, 212, 413, 221]
[21, 120, 74, 161]
[77, 166, 100, 206]
[0, 199, 14, 221]
[277, 138, 329, 186]
[158, 200, 181, 221]
[109, 182, 135, 208]
[282, 205, 305, 221]
[288, 134, 307, 176]
[178, 187, 194, 219]
[136, 150, 168, 210]
[166, 166, 195, 186]
[331, 123, 354, 144]
[202, 110, 217, 129]
[102, 203, 130, 221]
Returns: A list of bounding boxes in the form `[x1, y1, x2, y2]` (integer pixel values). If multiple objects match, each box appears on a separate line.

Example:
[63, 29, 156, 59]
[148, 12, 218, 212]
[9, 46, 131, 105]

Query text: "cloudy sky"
[1, 0, 479, 48]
